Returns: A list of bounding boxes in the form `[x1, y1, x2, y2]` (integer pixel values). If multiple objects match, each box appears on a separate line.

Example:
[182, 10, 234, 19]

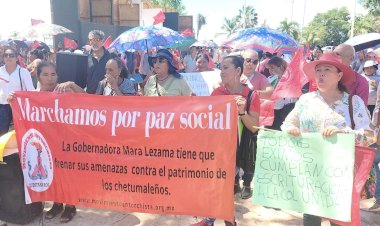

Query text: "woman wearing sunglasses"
[144, 49, 193, 96]
[0, 48, 34, 135]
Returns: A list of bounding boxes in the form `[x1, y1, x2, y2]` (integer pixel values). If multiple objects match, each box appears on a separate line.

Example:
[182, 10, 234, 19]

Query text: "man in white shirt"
[183, 46, 197, 73]
[0, 48, 34, 135]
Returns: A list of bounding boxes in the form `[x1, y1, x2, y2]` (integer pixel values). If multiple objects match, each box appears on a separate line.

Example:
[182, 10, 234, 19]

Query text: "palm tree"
[196, 13, 207, 39]
[278, 19, 300, 40]
[236, 5, 258, 28]
[221, 17, 239, 35]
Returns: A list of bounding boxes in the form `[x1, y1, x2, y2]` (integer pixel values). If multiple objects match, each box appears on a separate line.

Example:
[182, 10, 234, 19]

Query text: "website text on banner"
[253, 130, 355, 222]
[10, 92, 237, 220]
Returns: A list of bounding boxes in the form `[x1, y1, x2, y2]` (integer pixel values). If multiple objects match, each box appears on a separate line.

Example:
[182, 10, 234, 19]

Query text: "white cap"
[364, 60, 378, 68]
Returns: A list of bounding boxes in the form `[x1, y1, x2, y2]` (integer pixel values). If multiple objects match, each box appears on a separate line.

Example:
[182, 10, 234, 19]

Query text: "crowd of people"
[0, 27, 380, 226]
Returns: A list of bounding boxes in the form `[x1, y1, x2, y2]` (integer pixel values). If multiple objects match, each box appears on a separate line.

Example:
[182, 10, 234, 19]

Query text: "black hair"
[4, 47, 18, 56]
[223, 55, 244, 76]
[36, 61, 56, 77]
[265, 52, 273, 58]
[268, 56, 288, 69]
[338, 81, 347, 93]
[195, 53, 209, 62]
[334, 67, 348, 93]
[108, 57, 129, 78]
[315, 45, 322, 51]
[30, 48, 47, 60]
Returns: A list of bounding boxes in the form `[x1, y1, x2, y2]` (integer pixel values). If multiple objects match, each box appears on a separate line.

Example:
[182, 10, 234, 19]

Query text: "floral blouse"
[281, 91, 376, 146]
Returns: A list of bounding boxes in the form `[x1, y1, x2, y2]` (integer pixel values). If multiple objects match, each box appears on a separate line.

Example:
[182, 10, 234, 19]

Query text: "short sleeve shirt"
[144, 75, 193, 96]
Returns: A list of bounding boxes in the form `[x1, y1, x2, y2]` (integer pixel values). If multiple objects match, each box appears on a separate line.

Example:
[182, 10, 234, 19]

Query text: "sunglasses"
[89, 38, 101, 42]
[3, 53, 16, 58]
[244, 58, 259, 64]
[152, 57, 167, 64]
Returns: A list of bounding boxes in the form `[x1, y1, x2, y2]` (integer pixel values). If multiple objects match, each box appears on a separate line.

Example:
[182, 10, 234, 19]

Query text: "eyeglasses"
[244, 58, 259, 64]
[89, 38, 101, 42]
[3, 53, 16, 58]
[152, 57, 167, 64]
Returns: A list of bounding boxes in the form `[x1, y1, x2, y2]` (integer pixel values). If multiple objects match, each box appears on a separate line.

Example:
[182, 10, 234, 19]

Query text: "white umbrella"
[191, 40, 218, 48]
[17, 23, 73, 39]
[345, 33, 380, 51]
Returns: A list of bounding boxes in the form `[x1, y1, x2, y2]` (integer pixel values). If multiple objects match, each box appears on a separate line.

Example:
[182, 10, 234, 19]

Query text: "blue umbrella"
[110, 25, 184, 52]
[222, 27, 299, 53]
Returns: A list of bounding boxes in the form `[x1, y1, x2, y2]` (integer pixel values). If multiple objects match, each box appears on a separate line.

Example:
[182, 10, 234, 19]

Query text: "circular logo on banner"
[21, 129, 54, 192]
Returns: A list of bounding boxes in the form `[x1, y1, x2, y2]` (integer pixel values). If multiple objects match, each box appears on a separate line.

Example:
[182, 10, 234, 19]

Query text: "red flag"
[309, 78, 318, 92]
[305, 42, 312, 60]
[271, 48, 308, 100]
[31, 19, 44, 26]
[30, 41, 41, 49]
[328, 146, 375, 226]
[259, 99, 274, 126]
[63, 37, 78, 50]
[153, 10, 166, 25]
[103, 36, 112, 48]
[181, 28, 194, 37]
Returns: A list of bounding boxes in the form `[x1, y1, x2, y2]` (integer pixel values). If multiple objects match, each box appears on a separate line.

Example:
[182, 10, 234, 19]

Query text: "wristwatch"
[239, 112, 246, 116]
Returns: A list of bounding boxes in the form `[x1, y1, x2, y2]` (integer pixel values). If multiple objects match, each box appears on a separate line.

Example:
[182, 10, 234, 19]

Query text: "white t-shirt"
[0, 65, 35, 104]
[183, 54, 197, 73]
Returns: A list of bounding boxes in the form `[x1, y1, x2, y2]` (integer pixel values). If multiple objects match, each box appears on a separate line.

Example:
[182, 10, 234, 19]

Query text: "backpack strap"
[18, 68, 24, 91]
[348, 94, 355, 129]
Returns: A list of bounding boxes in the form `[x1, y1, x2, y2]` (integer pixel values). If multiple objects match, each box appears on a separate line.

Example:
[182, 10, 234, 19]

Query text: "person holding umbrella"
[144, 49, 192, 96]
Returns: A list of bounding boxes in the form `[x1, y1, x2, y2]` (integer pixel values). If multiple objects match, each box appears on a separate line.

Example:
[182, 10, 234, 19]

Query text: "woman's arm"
[236, 92, 260, 133]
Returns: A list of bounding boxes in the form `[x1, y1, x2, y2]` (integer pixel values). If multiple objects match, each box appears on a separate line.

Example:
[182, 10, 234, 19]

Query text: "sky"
[0, 0, 367, 41]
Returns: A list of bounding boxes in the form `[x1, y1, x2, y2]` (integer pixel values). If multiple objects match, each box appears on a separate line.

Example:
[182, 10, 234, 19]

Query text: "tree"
[221, 17, 239, 35]
[196, 13, 207, 39]
[151, 0, 186, 14]
[360, 0, 380, 16]
[354, 14, 377, 35]
[278, 19, 300, 40]
[303, 7, 351, 46]
[236, 5, 258, 28]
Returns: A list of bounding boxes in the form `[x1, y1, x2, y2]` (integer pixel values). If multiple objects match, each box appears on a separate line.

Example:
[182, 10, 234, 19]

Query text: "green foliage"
[354, 14, 377, 35]
[221, 5, 258, 34]
[361, 0, 380, 16]
[303, 7, 351, 46]
[236, 5, 258, 28]
[278, 19, 300, 41]
[221, 17, 239, 35]
[151, 0, 186, 14]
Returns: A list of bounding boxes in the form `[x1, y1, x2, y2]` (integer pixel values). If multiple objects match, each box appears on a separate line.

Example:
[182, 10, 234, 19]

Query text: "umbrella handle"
[145, 39, 148, 54]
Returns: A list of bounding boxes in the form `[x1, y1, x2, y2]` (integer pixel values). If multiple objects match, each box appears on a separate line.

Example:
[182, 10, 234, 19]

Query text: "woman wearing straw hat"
[281, 52, 376, 226]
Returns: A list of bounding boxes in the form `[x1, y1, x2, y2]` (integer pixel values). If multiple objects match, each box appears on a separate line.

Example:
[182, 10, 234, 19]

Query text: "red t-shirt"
[211, 86, 260, 114]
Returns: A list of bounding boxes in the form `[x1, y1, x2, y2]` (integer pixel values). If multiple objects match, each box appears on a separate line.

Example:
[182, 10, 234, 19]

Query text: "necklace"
[156, 75, 170, 82]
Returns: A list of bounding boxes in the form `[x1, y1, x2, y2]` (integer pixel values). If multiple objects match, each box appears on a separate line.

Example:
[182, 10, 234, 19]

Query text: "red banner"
[11, 92, 237, 220]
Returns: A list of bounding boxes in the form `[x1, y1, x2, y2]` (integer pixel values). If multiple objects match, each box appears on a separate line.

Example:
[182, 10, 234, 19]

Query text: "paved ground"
[6, 196, 380, 226]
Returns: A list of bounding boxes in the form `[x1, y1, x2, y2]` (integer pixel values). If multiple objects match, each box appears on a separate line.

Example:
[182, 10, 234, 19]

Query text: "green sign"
[253, 130, 355, 222]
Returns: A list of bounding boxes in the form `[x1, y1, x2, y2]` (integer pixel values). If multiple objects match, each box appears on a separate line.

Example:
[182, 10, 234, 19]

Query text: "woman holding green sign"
[281, 52, 376, 226]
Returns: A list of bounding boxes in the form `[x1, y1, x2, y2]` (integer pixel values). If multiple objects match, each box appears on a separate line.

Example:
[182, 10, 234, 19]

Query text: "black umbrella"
[345, 33, 380, 51]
